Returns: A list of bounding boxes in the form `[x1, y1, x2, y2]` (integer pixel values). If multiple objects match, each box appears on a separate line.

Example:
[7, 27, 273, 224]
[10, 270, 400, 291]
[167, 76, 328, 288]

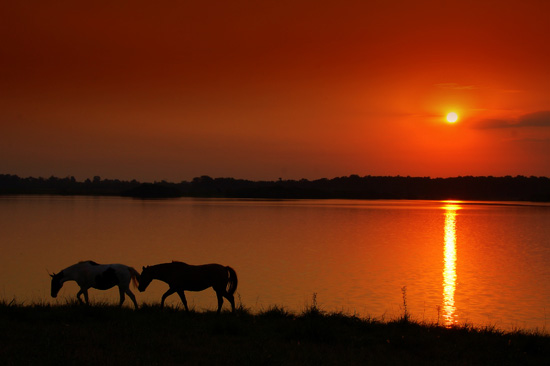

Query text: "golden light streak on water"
[443, 203, 459, 326]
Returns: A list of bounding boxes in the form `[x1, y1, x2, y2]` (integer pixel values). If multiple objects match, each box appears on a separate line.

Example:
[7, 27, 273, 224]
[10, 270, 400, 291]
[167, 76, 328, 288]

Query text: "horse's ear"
[142, 266, 145, 270]
[49, 272, 55, 278]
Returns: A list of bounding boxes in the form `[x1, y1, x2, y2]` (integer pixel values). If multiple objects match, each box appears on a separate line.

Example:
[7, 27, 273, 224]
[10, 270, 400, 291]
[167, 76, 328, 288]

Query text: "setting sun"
[446, 112, 458, 123]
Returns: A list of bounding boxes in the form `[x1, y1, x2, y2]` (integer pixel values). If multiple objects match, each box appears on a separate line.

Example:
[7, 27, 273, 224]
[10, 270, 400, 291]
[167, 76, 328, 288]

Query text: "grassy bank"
[1, 301, 549, 366]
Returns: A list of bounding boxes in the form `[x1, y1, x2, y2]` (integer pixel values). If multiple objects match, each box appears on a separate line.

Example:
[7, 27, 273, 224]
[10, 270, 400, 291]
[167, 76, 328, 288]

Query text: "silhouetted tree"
[1, 173, 549, 201]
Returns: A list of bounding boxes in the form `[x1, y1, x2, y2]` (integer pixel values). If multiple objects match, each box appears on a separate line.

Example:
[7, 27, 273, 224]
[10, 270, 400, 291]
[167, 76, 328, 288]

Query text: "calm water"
[1, 196, 549, 331]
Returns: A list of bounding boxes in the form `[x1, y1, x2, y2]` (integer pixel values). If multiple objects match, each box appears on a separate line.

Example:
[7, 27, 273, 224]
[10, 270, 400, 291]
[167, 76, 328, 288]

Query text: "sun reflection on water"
[443, 203, 460, 326]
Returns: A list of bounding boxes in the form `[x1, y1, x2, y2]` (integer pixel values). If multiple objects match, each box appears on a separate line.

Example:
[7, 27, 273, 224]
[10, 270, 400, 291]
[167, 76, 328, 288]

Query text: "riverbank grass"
[1, 300, 549, 365]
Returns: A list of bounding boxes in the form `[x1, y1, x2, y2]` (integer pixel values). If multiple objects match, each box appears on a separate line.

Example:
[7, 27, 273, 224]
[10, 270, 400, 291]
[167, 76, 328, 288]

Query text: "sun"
[446, 112, 458, 123]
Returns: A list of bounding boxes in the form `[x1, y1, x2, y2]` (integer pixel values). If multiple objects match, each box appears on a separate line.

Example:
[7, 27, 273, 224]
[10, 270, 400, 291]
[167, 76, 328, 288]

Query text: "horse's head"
[138, 266, 153, 292]
[50, 271, 64, 298]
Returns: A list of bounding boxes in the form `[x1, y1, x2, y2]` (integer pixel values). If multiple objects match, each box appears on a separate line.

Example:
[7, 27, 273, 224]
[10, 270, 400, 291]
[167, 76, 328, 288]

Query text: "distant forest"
[1, 174, 550, 202]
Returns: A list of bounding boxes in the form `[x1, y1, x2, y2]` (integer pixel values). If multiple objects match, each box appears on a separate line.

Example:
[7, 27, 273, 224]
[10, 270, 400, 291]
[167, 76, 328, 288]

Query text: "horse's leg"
[215, 291, 224, 314]
[160, 288, 176, 308]
[125, 288, 139, 309]
[176, 290, 189, 312]
[118, 286, 126, 307]
[77, 289, 89, 304]
[224, 291, 236, 313]
[76, 289, 85, 304]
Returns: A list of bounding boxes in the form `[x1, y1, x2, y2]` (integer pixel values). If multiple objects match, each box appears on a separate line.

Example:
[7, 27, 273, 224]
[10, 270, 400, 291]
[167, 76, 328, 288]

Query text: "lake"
[1, 196, 549, 332]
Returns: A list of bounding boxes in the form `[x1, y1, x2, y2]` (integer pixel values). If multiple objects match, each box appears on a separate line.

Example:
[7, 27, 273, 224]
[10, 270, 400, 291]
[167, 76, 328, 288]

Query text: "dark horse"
[138, 261, 238, 313]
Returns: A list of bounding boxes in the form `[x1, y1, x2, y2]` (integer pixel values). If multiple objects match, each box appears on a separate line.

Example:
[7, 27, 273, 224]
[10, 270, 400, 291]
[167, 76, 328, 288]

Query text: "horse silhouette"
[50, 260, 140, 308]
[138, 261, 238, 313]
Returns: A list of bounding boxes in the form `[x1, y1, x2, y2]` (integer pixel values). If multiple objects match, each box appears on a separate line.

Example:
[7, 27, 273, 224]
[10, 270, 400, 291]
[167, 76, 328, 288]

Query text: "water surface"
[1, 196, 549, 332]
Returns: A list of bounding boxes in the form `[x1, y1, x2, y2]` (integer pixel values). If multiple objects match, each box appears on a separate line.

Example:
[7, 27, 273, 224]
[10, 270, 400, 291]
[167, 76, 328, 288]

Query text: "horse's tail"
[226, 266, 238, 295]
[128, 267, 140, 289]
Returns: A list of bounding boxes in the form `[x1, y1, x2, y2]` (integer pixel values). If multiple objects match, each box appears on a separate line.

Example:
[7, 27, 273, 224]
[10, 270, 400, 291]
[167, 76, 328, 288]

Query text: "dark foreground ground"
[1, 302, 549, 366]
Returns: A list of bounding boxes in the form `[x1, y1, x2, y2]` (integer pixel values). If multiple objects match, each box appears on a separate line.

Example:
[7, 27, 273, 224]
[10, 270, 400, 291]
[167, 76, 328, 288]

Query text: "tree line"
[1, 174, 549, 201]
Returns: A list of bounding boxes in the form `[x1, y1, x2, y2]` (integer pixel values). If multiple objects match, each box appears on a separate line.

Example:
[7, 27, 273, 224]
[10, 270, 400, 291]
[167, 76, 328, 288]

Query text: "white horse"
[50, 260, 140, 308]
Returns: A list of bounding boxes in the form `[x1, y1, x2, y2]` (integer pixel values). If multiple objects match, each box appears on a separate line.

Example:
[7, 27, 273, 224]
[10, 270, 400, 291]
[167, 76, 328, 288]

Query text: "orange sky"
[1, 0, 549, 182]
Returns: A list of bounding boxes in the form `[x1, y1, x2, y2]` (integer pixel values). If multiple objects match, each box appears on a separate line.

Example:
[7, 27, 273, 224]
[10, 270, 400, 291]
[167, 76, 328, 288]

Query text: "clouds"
[521, 111, 550, 127]
[474, 111, 550, 130]
[435, 83, 478, 90]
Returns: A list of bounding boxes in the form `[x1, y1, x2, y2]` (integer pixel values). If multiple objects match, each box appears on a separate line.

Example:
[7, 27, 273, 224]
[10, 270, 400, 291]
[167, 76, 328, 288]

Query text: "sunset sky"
[1, 1, 549, 182]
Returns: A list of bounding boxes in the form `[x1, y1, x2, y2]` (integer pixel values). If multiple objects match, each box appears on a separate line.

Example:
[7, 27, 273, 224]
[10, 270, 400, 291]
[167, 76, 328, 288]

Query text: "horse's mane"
[79, 260, 100, 266]
[171, 260, 188, 265]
